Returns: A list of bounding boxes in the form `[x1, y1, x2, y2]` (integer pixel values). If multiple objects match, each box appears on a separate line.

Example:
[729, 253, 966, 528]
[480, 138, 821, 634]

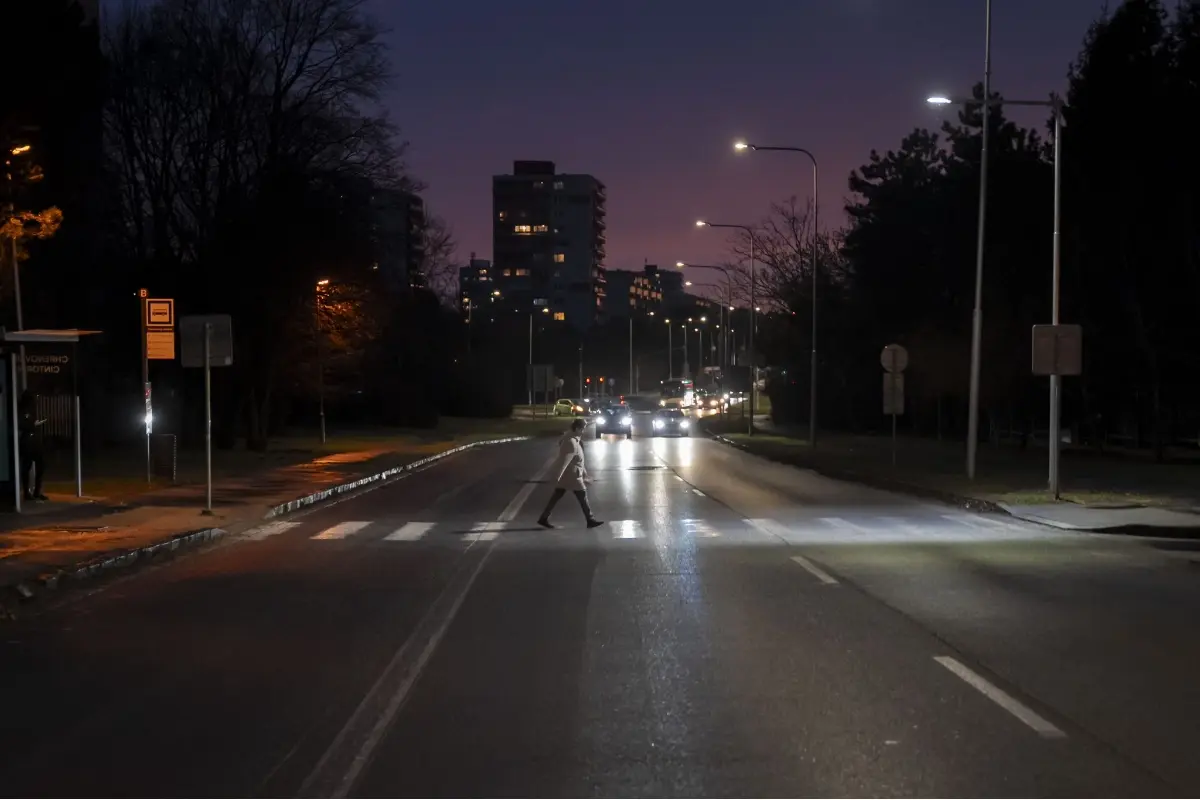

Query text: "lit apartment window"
[515, 268, 530, 276]
[533, 224, 549, 233]
[502, 269, 512, 277]
[554, 253, 565, 263]
[553, 181, 564, 190]
[553, 312, 565, 321]
[514, 224, 532, 234]
[498, 211, 507, 221]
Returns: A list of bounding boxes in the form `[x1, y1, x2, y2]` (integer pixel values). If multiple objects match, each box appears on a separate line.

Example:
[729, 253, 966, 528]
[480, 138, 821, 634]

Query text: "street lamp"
[696, 220, 757, 434]
[5, 141, 34, 389]
[734, 140, 820, 447]
[927, 87, 1066, 495]
[315, 278, 330, 443]
[665, 317, 673, 378]
[927, 0, 992, 480]
[677, 261, 735, 369]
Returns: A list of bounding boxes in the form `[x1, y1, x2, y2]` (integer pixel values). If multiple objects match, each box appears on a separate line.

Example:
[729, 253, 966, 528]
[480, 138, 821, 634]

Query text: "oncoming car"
[595, 406, 634, 439]
[651, 408, 691, 437]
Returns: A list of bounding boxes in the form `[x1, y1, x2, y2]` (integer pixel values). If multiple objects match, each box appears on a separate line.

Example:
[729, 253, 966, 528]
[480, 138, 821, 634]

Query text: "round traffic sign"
[881, 343, 908, 373]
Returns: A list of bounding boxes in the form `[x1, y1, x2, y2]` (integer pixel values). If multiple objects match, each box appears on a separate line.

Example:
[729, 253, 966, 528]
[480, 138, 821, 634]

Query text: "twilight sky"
[377, 0, 1108, 276]
[99, 0, 1112, 277]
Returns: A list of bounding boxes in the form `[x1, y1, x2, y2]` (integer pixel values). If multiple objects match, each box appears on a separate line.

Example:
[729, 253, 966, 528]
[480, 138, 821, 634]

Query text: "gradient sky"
[100, 0, 1112, 277]
[378, 0, 1108, 276]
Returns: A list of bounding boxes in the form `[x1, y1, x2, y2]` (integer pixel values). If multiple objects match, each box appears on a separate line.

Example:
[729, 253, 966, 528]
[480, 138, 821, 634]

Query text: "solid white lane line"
[301, 452, 559, 798]
[243, 521, 301, 540]
[789, 555, 839, 585]
[934, 656, 1066, 739]
[383, 522, 434, 542]
[473, 521, 503, 542]
[692, 488, 706, 497]
[311, 521, 371, 540]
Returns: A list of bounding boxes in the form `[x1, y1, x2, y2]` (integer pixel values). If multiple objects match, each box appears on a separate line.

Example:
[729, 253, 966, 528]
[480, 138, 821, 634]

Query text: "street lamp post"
[629, 315, 634, 397]
[677, 262, 735, 370]
[734, 141, 820, 446]
[6, 143, 35, 389]
[697, 221, 756, 434]
[315, 278, 329, 444]
[665, 318, 673, 378]
[928, 90, 1065, 495]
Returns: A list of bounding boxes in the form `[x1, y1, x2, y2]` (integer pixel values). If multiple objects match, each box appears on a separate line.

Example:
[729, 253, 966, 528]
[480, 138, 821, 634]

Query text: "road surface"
[1, 419, 1196, 797]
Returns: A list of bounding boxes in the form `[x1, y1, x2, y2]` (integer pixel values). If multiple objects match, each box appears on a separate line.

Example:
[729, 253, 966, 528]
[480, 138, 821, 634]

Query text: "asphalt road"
[1, 418, 1197, 797]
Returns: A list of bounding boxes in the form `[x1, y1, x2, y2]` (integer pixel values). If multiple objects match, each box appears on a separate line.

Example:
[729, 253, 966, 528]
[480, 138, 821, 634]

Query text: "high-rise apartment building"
[492, 160, 606, 327]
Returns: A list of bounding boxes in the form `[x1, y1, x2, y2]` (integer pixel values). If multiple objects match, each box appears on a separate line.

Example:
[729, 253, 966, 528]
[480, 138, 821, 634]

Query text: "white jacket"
[554, 433, 588, 491]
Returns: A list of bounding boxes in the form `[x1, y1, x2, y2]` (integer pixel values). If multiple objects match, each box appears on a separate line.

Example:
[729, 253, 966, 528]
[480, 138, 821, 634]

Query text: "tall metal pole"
[966, 0, 992, 480]
[1049, 99, 1063, 499]
[316, 287, 326, 444]
[578, 344, 583, 399]
[748, 237, 756, 435]
[203, 322, 213, 515]
[667, 323, 673, 378]
[809, 162, 819, 447]
[527, 313, 533, 406]
[141, 291, 151, 484]
[10, 231, 25, 390]
[628, 316, 633, 397]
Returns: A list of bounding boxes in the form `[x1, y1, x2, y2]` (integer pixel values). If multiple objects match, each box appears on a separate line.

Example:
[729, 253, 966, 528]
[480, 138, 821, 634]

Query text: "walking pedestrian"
[18, 390, 48, 502]
[538, 418, 603, 529]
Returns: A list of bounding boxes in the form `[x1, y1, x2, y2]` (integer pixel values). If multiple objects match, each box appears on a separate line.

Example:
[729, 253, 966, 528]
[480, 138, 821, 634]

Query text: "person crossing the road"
[538, 418, 603, 529]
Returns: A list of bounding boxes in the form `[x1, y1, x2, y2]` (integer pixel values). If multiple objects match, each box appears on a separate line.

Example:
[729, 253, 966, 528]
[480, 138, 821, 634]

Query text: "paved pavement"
[0, 416, 1196, 796]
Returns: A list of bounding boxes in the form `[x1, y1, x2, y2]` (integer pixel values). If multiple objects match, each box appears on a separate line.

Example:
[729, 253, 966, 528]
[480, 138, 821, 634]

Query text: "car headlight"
[658, 400, 665, 406]
[621, 416, 633, 426]
[653, 419, 664, 429]
[680, 420, 690, 429]
[596, 417, 605, 425]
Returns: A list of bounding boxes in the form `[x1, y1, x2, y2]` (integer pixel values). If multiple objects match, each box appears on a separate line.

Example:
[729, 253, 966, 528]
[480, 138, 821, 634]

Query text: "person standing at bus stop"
[538, 418, 603, 529]
[18, 390, 48, 502]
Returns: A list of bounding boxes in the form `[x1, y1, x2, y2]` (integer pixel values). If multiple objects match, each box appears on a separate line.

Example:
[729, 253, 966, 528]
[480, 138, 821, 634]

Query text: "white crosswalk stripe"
[682, 518, 722, 538]
[384, 522, 434, 541]
[311, 521, 371, 540]
[609, 520, 644, 539]
[243, 521, 301, 540]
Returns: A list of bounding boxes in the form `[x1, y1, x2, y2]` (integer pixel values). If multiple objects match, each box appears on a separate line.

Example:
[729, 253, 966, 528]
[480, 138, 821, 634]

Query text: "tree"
[418, 213, 459, 302]
[105, 0, 417, 448]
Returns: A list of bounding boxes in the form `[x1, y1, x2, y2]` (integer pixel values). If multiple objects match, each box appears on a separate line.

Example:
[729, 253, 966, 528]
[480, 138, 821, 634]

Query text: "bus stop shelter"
[0, 328, 102, 513]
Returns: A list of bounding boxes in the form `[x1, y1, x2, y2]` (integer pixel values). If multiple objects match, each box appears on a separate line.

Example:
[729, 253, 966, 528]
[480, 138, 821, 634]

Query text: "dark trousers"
[540, 487, 593, 521]
[21, 449, 45, 497]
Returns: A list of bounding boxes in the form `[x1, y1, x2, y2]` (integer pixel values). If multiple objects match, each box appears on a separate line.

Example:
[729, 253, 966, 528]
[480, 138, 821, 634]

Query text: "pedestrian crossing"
[238, 512, 1051, 547]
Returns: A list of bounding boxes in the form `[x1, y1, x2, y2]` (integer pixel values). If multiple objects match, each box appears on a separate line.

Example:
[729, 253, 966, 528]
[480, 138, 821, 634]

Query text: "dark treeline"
[738, 0, 1200, 456]
[2, 0, 474, 450]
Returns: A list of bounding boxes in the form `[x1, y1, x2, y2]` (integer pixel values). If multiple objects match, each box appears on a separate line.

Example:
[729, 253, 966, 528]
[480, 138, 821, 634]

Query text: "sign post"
[142, 292, 175, 484]
[881, 344, 908, 467]
[1032, 323, 1082, 499]
[181, 314, 234, 515]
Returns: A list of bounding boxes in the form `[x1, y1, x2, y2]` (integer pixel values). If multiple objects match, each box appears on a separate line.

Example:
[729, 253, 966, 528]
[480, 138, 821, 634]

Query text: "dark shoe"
[537, 518, 555, 529]
[586, 518, 604, 529]
[34, 493, 49, 502]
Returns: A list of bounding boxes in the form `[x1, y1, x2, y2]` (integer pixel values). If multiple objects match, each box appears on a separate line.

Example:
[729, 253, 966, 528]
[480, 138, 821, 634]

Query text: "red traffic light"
[585, 377, 591, 384]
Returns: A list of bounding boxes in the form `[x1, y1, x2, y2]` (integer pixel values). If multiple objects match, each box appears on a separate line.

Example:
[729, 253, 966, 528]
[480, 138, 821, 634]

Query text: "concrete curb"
[1, 435, 530, 619]
[263, 436, 528, 518]
[705, 431, 1008, 514]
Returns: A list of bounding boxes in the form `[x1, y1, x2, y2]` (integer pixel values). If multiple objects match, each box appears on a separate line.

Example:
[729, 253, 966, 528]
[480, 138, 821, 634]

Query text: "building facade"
[458, 257, 501, 321]
[604, 265, 665, 317]
[492, 160, 606, 328]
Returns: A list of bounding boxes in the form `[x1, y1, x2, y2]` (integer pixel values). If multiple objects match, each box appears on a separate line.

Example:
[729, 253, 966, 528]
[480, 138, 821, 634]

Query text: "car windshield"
[657, 409, 685, 419]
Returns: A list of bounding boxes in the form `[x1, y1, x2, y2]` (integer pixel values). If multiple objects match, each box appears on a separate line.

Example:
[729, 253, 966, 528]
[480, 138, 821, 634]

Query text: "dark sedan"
[594, 406, 634, 439]
[651, 408, 691, 437]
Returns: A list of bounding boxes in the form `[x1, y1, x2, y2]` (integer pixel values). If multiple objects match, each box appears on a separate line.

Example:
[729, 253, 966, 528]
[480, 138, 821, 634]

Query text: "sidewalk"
[705, 416, 1200, 537]
[0, 424, 540, 615]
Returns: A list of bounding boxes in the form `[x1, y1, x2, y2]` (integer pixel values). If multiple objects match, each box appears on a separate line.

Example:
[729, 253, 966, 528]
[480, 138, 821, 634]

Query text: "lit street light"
[927, 86, 1066, 495]
[677, 261, 735, 369]
[734, 139, 820, 447]
[696, 220, 757, 434]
